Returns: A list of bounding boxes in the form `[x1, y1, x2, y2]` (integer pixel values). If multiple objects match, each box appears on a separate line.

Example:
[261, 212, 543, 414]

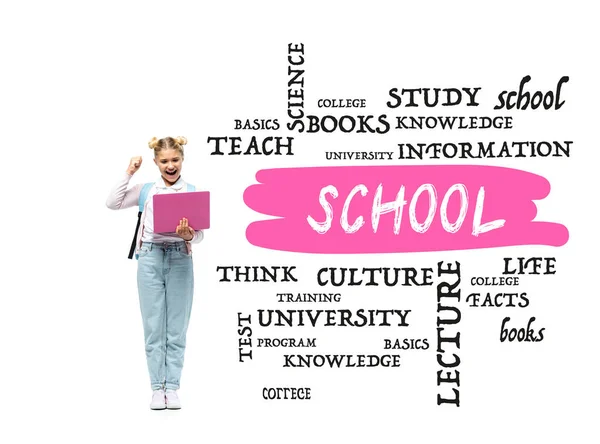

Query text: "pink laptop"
[153, 191, 210, 233]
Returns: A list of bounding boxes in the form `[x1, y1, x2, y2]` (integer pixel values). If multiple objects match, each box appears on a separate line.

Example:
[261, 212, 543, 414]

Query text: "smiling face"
[154, 148, 183, 186]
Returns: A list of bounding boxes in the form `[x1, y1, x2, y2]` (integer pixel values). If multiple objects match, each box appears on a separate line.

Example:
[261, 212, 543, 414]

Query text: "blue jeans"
[137, 242, 194, 390]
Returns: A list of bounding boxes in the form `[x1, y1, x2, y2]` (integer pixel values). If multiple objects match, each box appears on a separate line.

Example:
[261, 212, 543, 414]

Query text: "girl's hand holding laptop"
[176, 217, 195, 241]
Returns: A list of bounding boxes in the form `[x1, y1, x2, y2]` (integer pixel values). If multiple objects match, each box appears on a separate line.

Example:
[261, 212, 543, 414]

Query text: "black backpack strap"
[128, 211, 143, 259]
[128, 183, 153, 260]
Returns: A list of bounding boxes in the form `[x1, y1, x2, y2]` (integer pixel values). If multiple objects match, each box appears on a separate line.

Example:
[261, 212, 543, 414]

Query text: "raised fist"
[127, 156, 143, 175]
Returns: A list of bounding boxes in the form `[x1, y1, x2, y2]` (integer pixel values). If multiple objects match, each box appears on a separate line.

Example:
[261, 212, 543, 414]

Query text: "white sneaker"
[150, 389, 166, 410]
[165, 389, 181, 409]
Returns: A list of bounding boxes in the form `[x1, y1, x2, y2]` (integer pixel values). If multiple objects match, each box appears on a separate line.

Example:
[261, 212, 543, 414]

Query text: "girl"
[106, 136, 203, 410]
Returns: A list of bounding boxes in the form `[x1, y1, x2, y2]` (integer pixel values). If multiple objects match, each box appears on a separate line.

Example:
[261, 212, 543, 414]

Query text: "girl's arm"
[106, 156, 144, 210]
[190, 229, 204, 244]
[106, 172, 143, 210]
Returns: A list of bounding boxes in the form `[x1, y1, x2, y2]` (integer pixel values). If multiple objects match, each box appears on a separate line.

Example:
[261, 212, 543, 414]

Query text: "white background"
[1, 1, 598, 443]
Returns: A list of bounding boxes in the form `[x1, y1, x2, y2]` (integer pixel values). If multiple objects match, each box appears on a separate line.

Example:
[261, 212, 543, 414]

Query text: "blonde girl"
[106, 136, 202, 410]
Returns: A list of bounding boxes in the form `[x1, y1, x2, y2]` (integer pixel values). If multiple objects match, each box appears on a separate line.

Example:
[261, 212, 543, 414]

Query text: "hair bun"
[148, 137, 159, 149]
[174, 136, 187, 146]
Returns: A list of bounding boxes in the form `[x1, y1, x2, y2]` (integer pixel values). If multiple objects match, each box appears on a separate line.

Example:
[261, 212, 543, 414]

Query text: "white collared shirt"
[106, 172, 204, 250]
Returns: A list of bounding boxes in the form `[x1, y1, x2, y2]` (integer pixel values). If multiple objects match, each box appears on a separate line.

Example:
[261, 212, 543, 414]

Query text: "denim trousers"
[137, 241, 194, 390]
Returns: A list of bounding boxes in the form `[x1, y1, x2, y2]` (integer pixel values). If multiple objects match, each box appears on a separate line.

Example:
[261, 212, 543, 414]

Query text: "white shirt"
[106, 172, 204, 249]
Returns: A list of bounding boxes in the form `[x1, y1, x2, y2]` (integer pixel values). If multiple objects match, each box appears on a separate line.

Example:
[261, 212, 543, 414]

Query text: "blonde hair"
[148, 136, 187, 158]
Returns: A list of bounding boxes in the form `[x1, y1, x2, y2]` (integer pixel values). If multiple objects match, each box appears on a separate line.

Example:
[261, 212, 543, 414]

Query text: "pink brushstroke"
[243, 166, 569, 253]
